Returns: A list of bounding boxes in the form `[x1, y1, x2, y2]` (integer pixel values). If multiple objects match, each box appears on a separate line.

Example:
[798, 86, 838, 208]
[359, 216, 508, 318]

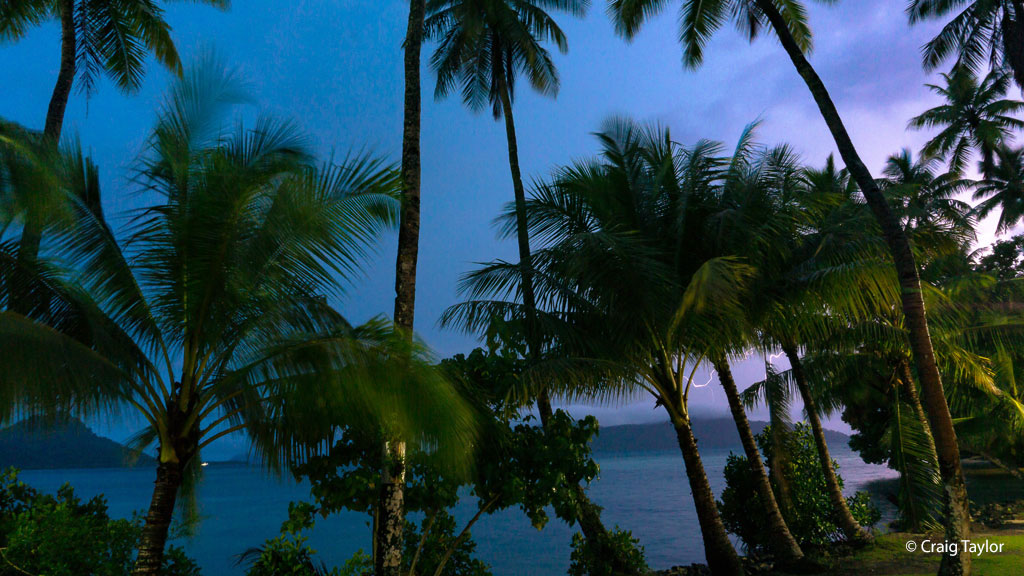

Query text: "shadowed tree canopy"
[908, 0, 1024, 92]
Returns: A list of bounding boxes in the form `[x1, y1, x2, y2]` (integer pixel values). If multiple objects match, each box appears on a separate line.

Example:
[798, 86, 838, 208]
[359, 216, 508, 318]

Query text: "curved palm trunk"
[671, 412, 745, 576]
[712, 358, 803, 562]
[45, 0, 76, 141]
[11, 0, 75, 313]
[498, 65, 639, 574]
[782, 345, 869, 542]
[756, 3, 971, 573]
[375, 1, 425, 574]
[495, 57, 538, 338]
[132, 461, 182, 576]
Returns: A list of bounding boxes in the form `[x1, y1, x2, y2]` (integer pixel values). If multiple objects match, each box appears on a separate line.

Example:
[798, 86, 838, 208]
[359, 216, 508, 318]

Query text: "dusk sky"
[0, 1, 1005, 456]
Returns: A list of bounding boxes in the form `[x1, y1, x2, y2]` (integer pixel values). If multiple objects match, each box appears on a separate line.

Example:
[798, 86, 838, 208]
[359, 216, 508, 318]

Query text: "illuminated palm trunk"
[756, 2, 971, 572]
[783, 344, 868, 542]
[713, 357, 804, 562]
[375, 0, 426, 573]
[670, 412, 745, 576]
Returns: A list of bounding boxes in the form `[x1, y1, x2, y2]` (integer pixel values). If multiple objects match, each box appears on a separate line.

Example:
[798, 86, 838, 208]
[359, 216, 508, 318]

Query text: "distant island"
[0, 417, 155, 470]
[592, 417, 850, 454]
[0, 416, 850, 469]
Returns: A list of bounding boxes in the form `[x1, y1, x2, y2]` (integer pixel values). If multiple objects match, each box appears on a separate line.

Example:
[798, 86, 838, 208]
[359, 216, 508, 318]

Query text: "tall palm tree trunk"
[45, 0, 76, 142]
[375, 1, 425, 574]
[782, 344, 869, 542]
[12, 0, 76, 313]
[670, 412, 745, 576]
[495, 64, 538, 335]
[713, 357, 803, 562]
[132, 461, 182, 576]
[498, 72, 638, 575]
[755, 3, 971, 573]
[376, 440, 407, 576]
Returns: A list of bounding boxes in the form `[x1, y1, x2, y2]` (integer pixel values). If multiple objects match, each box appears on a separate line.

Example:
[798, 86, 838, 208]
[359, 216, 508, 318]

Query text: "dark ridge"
[0, 416, 155, 470]
[592, 417, 850, 453]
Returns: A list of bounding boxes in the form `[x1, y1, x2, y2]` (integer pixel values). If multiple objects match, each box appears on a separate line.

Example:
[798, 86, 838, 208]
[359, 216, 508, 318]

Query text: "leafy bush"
[245, 504, 490, 576]
[568, 527, 648, 576]
[0, 468, 200, 576]
[288, 347, 638, 576]
[718, 424, 880, 552]
[335, 551, 372, 576]
[242, 533, 338, 576]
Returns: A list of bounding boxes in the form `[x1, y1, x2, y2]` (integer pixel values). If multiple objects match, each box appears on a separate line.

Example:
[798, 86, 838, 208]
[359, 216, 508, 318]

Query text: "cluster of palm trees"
[441, 112, 1001, 569]
[431, 1, 1024, 575]
[3, 0, 1024, 575]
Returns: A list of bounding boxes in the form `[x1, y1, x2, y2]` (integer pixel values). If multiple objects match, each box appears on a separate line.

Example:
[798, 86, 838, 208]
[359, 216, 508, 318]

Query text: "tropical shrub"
[568, 527, 648, 576]
[242, 533, 338, 576]
[0, 468, 200, 576]
[286, 346, 640, 576]
[718, 424, 879, 552]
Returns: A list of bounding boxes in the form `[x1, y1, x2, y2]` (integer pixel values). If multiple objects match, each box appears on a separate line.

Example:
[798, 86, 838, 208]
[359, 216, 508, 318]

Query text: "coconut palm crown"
[0, 59, 476, 575]
[909, 67, 1024, 175]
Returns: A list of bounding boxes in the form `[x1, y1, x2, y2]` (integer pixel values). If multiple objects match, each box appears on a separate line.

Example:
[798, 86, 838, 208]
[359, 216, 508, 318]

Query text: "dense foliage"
[0, 468, 200, 576]
[718, 425, 880, 552]
[568, 528, 647, 576]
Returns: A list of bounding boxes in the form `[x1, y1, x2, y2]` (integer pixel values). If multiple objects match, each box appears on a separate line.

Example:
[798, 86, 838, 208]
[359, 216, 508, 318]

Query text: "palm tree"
[0, 0, 226, 312]
[709, 138, 873, 544]
[787, 159, 908, 541]
[424, 1, 640, 569]
[909, 67, 1024, 175]
[974, 144, 1024, 233]
[450, 120, 749, 574]
[425, 0, 584, 359]
[699, 128, 807, 560]
[880, 149, 976, 251]
[607, 3, 973, 573]
[377, 0, 429, 571]
[0, 61, 475, 576]
[1, 0, 226, 141]
[797, 322, 945, 532]
[907, 0, 1024, 92]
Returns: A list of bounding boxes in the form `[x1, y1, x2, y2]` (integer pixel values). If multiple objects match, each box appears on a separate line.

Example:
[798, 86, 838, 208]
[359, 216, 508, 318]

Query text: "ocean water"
[19, 446, 897, 575]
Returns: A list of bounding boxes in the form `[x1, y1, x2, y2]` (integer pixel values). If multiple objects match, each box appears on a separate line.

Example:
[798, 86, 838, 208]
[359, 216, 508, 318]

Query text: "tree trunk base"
[133, 461, 182, 576]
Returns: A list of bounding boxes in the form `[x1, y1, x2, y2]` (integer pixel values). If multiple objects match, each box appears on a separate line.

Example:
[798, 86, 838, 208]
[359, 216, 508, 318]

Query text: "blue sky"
[0, 1, 1001, 456]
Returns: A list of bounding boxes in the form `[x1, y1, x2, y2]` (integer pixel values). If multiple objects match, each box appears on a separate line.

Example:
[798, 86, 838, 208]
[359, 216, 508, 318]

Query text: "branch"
[0, 548, 36, 576]
[407, 509, 438, 576]
[431, 495, 501, 576]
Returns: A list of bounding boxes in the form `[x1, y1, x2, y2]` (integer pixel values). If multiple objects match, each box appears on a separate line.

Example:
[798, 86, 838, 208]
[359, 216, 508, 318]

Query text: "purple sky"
[0, 1, 1010, 456]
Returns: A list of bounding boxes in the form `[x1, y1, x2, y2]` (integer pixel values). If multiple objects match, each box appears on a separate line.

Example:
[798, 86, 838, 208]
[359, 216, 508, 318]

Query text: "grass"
[788, 467, 1024, 575]
[816, 530, 1024, 575]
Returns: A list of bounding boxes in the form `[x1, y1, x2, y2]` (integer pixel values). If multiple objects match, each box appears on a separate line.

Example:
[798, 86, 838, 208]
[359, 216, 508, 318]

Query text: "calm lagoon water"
[20, 446, 897, 575]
